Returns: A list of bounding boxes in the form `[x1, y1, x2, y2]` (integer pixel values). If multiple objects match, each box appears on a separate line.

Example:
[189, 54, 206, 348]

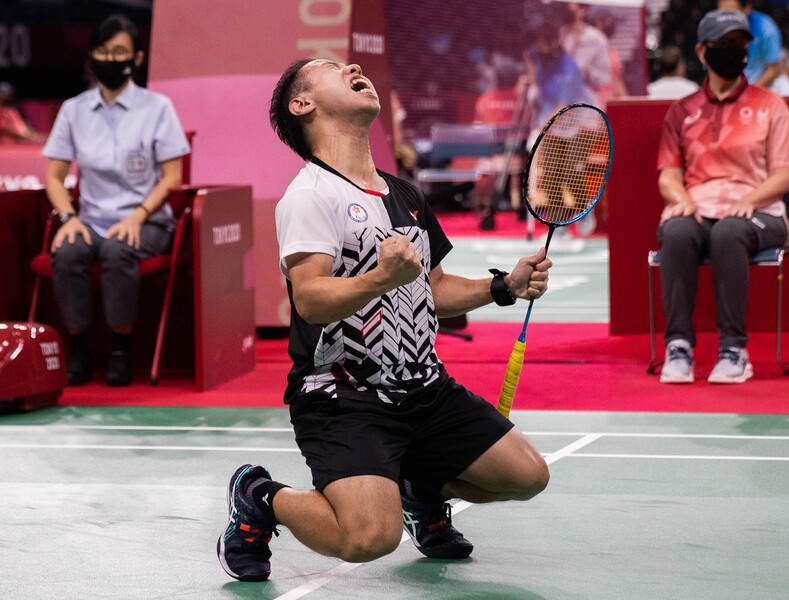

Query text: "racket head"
[522, 103, 613, 227]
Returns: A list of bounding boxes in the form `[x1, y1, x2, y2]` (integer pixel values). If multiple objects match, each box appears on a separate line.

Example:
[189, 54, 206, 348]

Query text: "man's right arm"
[45, 158, 92, 250]
[45, 158, 74, 214]
[657, 167, 700, 224]
[286, 235, 422, 324]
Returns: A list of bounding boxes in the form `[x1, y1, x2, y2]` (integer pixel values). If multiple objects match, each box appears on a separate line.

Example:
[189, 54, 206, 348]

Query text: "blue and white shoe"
[660, 339, 694, 384]
[401, 494, 473, 559]
[708, 347, 753, 384]
[217, 464, 278, 581]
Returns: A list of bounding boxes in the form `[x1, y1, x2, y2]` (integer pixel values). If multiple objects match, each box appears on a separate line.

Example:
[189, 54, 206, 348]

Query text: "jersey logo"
[347, 203, 368, 222]
[684, 108, 702, 125]
[411, 210, 419, 222]
[739, 106, 753, 123]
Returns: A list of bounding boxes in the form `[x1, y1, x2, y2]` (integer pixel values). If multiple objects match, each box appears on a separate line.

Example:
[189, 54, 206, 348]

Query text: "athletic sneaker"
[660, 339, 694, 384]
[708, 347, 753, 384]
[217, 464, 279, 581]
[401, 494, 474, 559]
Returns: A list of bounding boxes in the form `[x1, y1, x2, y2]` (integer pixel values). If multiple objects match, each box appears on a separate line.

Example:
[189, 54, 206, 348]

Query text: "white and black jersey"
[276, 158, 453, 405]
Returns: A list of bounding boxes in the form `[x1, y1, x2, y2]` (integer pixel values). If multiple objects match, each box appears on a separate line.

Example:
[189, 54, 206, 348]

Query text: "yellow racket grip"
[496, 340, 526, 418]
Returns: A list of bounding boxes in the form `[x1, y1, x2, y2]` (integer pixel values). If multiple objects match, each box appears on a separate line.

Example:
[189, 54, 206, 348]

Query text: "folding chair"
[647, 247, 787, 375]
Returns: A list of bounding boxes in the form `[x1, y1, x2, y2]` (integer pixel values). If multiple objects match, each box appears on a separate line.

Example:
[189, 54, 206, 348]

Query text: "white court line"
[0, 444, 300, 452]
[3, 429, 788, 453]
[273, 563, 362, 600]
[271, 433, 602, 600]
[3, 443, 787, 461]
[576, 432, 789, 440]
[0, 425, 294, 432]
[528, 432, 789, 441]
[2, 425, 787, 441]
[571, 453, 789, 461]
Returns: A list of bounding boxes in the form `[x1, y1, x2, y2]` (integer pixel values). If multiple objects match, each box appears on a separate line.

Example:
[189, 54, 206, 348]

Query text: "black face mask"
[89, 57, 135, 90]
[704, 46, 748, 81]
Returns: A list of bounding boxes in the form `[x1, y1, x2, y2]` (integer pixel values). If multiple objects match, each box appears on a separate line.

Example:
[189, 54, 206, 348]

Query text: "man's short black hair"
[270, 58, 314, 160]
[88, 14, 141, 54]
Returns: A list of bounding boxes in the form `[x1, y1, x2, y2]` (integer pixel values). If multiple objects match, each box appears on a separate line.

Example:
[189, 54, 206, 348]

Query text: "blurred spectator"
[719, 0, 783, 86]
[0, 82, 47, 143]
[473, 61, 525, 221]
[524, 19, 594, 239]
[526, 20, 591, 129]
[560, 2, 613, 106]
[588, 6, 629, 106]
[770, 47, 789, 94]
[473, 61, 522, 124]
[648, 45, 701, 98]
[390, 90, 417, 179]
[468, 49, 516, 96]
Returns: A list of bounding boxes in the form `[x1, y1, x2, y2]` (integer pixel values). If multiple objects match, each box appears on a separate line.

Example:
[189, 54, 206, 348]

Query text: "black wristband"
[489, 268, 517, 306]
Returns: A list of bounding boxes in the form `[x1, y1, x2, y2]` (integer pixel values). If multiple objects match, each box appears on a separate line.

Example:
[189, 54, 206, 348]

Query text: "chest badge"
[348, 203, 368, 223]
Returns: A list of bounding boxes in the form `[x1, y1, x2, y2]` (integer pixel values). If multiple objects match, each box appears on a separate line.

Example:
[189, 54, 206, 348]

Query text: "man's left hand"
[107, 212, 145, 249]
[724, 196, 755, 219]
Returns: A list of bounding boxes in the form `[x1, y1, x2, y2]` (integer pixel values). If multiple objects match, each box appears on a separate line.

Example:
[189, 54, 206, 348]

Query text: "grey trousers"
[657, 212, 788, 349]
[52, 223, 173, 331]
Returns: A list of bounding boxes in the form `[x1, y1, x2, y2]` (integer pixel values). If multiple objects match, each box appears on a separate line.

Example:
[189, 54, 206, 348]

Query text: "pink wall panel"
[148, 1, 395, 327]
[149, 74, 303, 198]
[149, 0, 352, 80]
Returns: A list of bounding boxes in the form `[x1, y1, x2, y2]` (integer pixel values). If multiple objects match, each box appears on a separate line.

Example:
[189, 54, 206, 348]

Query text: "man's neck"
[707, 73, 744, 100]
[567, 20, 585, 36]
[310, 123, 385, 190]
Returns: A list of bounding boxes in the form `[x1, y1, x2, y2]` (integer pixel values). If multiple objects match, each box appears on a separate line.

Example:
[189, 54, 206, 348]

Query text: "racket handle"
[497, 340, 526, 418]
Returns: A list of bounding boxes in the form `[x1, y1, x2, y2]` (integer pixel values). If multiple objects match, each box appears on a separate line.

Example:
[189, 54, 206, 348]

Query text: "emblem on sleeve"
[348, 203, 369, 222]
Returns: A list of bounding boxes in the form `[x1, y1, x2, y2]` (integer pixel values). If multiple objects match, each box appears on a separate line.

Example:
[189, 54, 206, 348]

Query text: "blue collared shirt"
[43, 82, 190, 236]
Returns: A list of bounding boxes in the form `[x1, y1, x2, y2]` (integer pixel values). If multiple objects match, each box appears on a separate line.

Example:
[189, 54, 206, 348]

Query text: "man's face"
[297, 59, 380, 120]
[91, 31, 144, 68]
[696, 29, 750, 78]
[706, 29, 750, 52]
[535, 37, 560, 58]
[569, 3, 588, 20]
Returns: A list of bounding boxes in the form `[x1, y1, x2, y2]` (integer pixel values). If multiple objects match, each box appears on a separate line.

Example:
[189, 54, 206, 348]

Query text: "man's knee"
[52, 238, 93, 271]
[98, 237, 136, 269]
[339, 523, 401, 562]
[483, 431, 550, 500]
[710, 217, 749, 246]
[511, 452, 550, 500]
[661, 216, 701, 245]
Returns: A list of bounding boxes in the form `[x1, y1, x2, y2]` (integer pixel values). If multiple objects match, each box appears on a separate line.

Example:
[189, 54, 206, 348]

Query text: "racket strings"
[526, 106, 611, 226]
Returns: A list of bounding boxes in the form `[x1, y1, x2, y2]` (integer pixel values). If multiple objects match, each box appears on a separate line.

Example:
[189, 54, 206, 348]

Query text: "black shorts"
[289, 376, 515, 493]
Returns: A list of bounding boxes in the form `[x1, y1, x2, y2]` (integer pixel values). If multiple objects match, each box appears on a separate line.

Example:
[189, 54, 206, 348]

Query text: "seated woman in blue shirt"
[42, 14, 190, 387]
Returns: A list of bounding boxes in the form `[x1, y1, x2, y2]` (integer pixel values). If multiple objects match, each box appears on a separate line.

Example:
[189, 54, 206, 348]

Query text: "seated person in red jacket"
[656, 10, 789, 384]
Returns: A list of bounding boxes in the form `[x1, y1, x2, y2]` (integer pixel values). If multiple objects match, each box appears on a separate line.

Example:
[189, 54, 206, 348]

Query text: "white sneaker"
[707, 347, 753, 384]
[660, 339, 694, 383]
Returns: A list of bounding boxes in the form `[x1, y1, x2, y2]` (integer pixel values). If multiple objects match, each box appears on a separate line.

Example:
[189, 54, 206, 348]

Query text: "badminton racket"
[497, 103, 612, 417]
